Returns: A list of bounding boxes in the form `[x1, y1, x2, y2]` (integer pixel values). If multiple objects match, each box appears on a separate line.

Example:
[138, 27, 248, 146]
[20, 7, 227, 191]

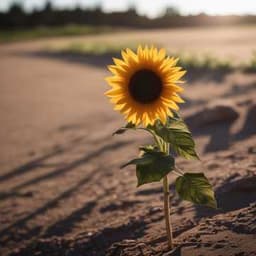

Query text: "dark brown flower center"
[128, 69, 163, 104]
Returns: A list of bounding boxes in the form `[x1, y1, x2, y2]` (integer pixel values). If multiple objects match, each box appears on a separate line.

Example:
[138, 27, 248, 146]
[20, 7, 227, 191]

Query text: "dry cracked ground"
[0, 26, 256, 256]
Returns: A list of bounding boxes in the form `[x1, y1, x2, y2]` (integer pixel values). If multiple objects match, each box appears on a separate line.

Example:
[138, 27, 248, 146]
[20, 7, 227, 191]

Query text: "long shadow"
[43, 185, 131, 237]
[135, 187, 162, 196]
[194, 175, 256, 220]
[17, 50, 115, 69]
[43, 200, 96, 237]
[204, 122, 233, 152]
[185, 114, 239, 153]
[234, 104, 256, 141]
[43, 201, 97, 237]
[17, 50, 233, 83]
[186, 103, 256, 153]
[1, 140, 130, 200]
[184, 120, 233, 153]
[0, 149, 62, 183]
[10, 218, 147, 256]
[0, 136, 85, 184]
[223, 81, 256, 98]
[185, 67, 232, 83]
[100, 200, 141, 214]
[0, 166, 101, 244]
[0, 118, 114, 185]
[216, 175, 256, 212]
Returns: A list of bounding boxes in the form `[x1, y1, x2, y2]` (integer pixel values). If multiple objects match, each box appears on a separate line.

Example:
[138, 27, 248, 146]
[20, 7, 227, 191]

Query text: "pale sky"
[1, 0, 256, 17]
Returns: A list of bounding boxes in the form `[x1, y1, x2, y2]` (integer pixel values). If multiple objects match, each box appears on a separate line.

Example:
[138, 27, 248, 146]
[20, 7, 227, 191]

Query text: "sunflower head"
[105, 45, 186, 127]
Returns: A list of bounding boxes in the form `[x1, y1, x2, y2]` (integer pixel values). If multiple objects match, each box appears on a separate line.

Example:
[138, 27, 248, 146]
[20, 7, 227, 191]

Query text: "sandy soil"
[0, 27, 256, 256]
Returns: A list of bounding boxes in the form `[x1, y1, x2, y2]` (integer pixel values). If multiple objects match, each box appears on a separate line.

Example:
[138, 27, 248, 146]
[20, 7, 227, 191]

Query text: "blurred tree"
[127, 2, 137, 15]
[164, 6, 180, 17]
[41, 1, 54, 26]
[8, 1, 25, 27]
[43, 1, 53, 13]
[9, 2, 23, 15]
[93, 1, 103, 12]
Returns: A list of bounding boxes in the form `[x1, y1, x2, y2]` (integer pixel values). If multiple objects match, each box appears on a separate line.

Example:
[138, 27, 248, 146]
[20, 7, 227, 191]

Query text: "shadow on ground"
[15, 50, 234, 83]
[0, 132, 132, 246]
[185, 103, 256, 153]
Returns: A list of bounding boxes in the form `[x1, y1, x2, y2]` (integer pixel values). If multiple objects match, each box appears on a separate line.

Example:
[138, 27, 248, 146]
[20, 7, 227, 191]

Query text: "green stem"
[163, 175, 173, 249]
[155, 137, 173, 249]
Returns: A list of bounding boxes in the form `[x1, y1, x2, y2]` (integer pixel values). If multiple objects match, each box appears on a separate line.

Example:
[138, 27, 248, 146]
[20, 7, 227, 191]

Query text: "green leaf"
[175, 173, 217, 208]
[167, 116, 190, 133]
[150, 117, 199, 160]
[120, 153, 154, 168]
[139, 145, 159, 154]
[112, 122, 136, 135]
[121, 149, 175, 187]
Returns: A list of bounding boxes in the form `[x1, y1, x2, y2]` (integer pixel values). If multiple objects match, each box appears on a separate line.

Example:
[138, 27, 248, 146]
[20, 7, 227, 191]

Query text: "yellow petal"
[165, 83, 184, 93]
[113, 57, 127, 67]
[105, 88, 124, 97]
[158, 48, 166, 60]
[126, 48, 138, 62]
[172, 93, 185, 103]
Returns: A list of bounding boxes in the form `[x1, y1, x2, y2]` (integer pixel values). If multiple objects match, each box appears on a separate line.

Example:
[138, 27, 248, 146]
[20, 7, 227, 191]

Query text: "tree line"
[1, 2, 255, 29]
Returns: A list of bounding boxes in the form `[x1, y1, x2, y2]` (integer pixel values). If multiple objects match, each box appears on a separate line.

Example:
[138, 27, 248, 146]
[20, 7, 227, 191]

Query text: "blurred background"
[0, 1, 256, 256]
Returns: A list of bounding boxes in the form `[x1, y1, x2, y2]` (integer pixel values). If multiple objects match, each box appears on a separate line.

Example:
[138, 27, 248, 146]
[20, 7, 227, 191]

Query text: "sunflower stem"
[156, 138, 173, 249]
[163, 175, 173, 249]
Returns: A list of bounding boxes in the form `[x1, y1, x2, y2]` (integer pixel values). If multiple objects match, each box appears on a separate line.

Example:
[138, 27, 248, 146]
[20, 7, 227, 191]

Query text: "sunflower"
[105, 45, 186, 126]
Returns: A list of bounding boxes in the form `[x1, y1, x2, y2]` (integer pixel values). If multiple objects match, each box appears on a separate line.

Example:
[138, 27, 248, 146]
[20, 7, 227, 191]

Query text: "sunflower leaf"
[139, 144, 159, 154]
[175, 172, 217, 208]
[150, 117, 199, 160]
[167, 115, 190, 133]
[112, 122, 136, 136]
[121, 148, 175, 186]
